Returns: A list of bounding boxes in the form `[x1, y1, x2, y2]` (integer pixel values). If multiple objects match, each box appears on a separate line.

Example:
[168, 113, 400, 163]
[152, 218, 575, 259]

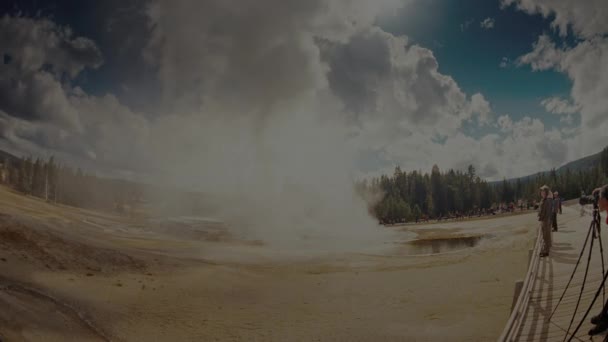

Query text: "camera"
[580, 192, 600, 206]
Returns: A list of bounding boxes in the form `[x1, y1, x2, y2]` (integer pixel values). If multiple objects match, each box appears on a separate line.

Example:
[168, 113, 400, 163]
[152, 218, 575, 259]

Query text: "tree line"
[0, 156, 144, 214]
[357, 146, 608, 224]
[2, 146, 607, 222]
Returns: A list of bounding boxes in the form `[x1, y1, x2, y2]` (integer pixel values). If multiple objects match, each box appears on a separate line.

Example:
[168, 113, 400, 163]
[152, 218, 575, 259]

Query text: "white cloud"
[369, 114, 573, 181]
[0, 15, 104, 133]
[561, 125, 580, 137]
[501, 0, 608, 38]
[499, 57, 510, 68]
[560, 115, 574, 125]
[0, 15, 103, 77]
[517, 34, 563, 71]
[508, 0, 608, 160]
[517, 35, 608, 157]
[460, 18, 474, 32]
[497, 115, 513, 132]
[469, 93, 492, 126]
[480, 17, 495, 29]
[322, 27, 484, 136]
[541, 96, 580, 115]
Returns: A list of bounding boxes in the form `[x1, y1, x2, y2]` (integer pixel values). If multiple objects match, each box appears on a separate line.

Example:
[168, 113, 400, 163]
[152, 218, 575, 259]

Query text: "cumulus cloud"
[321, 27, 483, 134]
[0, 15, 103, 77]
[517, 34, 563, 71]
[480, 17, 495, 29]
[497, 115, 513, 132]
[560, 115, 574, 125]
[144, 0, 405, 115]
[371, 114, 572, 182]
[0, 15, 104, 132]
[499, 57, 510, 68]
[469, 93, 492, 125]
[510, 0, 608, 157]
[501, 0, 608, 38]
[460, 18, 474, 32]
[0, 2, 569, 183]
[541, 96, 580, 115]
[519, 29, 608, 156]
[0, 70, 83, 132]
[0, 14, 152, 175]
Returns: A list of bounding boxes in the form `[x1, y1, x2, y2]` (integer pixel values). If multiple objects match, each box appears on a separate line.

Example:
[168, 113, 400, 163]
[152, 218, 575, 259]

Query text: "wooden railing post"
[498, 228, 542, 342]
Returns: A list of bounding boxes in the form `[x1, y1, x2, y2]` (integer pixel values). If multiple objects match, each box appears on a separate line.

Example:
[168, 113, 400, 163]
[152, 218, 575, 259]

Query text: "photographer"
[586, 185, 608, 335]
[596, 185, 608, 216]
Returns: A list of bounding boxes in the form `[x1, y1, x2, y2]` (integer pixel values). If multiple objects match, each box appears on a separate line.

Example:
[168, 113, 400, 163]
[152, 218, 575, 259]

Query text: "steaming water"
[148, 213, 536, 263]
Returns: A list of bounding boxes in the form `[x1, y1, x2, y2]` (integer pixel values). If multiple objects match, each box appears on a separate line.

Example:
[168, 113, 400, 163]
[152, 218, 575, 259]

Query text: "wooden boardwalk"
[500, 206, 608, 341]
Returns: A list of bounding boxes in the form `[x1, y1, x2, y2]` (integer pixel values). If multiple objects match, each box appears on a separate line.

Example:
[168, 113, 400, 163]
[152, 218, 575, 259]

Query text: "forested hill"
[491, 149, 604, 185]
[2, 146, 608, 224]
[358, 146, 608, 224]
[558, 150, 603, 173]
[0, 150, 230, 217]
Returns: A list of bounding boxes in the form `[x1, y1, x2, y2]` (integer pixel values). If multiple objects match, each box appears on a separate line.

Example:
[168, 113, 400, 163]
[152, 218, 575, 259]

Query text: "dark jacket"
[554, 197, 562, 214]
[538, 198, 552, 223]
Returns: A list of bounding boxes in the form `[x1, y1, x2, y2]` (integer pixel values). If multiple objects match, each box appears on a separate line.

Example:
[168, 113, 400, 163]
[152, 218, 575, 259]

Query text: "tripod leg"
[568, 221, 608, 341]
[550, 222, 595, 320]
[597, 220, 606, 305]
[568, 265, 608, 341]
[563, 232, 595, 342]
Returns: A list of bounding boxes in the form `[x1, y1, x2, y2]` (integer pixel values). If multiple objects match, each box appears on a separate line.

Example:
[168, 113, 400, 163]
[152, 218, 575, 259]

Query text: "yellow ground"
[0, 185, 538, 341]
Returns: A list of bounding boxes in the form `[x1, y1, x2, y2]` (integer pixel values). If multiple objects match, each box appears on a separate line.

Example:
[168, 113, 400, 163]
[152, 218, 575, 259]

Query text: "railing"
[498, 227, 543, 342]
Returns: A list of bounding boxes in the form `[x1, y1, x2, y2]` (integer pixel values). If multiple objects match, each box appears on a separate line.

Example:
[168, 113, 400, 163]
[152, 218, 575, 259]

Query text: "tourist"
[552, 191, 562, 232]
[538, 185, 553, 257]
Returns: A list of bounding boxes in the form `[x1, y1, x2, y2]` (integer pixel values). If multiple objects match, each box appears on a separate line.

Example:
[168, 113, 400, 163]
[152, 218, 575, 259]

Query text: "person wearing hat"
[552, 191, 562, 232]
[538, 185, 553, 257]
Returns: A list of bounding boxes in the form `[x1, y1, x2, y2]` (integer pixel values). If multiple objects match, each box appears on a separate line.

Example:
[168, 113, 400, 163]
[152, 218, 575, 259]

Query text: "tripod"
[560, 202, 606, 341]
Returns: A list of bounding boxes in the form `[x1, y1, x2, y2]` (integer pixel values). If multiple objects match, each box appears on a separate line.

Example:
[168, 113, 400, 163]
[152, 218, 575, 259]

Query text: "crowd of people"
[397, 202, 538, 225]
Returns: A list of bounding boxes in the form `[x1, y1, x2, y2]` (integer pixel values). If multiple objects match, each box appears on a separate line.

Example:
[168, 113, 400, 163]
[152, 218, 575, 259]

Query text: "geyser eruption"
[141, 0, 403, 252]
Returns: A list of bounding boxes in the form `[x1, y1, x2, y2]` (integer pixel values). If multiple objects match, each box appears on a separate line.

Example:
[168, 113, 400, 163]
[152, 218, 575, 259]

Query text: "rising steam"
[138, 0, 404, 251]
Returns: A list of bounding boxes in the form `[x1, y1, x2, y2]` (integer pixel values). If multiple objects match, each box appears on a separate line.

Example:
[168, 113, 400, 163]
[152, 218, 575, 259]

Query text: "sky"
[0, 0, 607, 185]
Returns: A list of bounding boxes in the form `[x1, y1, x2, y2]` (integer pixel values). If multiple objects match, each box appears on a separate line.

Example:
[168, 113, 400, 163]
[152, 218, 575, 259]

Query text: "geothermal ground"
[0, 185, 539, 341]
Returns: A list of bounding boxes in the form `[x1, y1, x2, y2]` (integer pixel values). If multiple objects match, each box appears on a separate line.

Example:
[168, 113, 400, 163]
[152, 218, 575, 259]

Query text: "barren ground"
[0, 185, 539, 341]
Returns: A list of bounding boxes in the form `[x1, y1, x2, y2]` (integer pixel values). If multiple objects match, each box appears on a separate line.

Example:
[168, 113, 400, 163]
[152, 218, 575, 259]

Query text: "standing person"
[581, 190, 587, 217]
[552, 191, 561, 232]
[538, 185, 553, 257]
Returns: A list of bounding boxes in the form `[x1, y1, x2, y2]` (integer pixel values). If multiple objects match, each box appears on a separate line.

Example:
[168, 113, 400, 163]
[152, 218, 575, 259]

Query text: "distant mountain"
[556, 151, 602, 173]
[492, 149, 603, 184]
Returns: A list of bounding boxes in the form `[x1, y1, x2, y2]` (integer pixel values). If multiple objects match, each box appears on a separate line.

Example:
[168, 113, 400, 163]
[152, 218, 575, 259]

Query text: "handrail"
[498, 227, 543, 341]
